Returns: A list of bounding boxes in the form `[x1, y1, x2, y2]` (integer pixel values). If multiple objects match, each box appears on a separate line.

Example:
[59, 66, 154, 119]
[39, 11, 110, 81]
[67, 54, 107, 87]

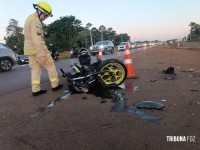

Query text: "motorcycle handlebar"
[60, 68, 68, 78]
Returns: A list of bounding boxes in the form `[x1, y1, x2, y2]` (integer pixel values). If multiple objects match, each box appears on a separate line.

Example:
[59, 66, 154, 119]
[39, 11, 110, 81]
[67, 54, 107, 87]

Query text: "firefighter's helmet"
[33, 2, 53, 17]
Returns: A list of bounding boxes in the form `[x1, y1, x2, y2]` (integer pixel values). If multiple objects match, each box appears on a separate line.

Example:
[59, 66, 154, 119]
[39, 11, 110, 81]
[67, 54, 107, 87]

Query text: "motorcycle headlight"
[70, 51, 73, 54]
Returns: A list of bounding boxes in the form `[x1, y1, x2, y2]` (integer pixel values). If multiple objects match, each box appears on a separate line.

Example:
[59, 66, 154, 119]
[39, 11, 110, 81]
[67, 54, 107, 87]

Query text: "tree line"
[4, 15, 131, 54]
[166, 22, 200, 43]
[188, 22, 200, 41]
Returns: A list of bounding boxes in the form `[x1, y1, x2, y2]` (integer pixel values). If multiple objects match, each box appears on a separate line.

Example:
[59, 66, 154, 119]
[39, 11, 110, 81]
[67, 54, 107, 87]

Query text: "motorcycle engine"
[67, 63, 96, 93]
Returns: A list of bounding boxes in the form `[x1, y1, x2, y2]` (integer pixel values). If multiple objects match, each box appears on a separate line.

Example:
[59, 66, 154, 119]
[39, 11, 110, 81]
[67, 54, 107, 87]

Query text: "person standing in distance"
[49, 43, 56, 60]
[24, 2, 63, 96]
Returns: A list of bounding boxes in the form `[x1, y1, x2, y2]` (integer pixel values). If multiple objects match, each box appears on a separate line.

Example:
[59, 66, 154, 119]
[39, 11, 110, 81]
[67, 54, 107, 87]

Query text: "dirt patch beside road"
[0, 46, 199, 150]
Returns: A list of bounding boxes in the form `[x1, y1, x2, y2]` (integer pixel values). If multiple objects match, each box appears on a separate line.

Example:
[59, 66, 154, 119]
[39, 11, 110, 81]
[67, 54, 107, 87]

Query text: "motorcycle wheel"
[98, 60, 127, 87]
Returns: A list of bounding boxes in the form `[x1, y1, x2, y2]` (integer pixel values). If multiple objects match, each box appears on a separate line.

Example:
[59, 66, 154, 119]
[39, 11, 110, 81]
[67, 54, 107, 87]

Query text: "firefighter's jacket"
[24, 13, 49, 57]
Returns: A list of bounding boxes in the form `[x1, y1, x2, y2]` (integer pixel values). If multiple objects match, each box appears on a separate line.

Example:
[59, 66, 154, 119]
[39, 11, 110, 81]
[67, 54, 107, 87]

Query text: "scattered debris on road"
[162, 67, 176, 80]
[31, 90, 71, 118]
[134, 101, 165, 110]
[110, 90, 164, 122]
[190, 89, 199, 92]
[30, 83, 164, 122]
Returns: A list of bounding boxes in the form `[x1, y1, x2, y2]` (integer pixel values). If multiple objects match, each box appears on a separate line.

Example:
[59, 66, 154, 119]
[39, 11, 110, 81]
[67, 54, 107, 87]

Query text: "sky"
[0, 0, 200, 43]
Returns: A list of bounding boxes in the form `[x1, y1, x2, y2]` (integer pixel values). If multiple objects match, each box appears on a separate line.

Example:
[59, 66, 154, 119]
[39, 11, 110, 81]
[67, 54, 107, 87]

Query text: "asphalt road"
[0, 48, 146, 97]
[1, 46, 199, 150]
[0, 58, 77, 97]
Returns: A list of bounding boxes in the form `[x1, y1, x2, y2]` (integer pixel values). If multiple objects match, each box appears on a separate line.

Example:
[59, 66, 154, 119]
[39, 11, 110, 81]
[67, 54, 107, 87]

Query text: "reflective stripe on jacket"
[24, 13, 49, 57]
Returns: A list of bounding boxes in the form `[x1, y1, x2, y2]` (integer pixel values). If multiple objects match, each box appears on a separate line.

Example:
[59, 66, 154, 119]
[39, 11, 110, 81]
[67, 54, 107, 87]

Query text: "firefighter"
[24, 2, 63, 96]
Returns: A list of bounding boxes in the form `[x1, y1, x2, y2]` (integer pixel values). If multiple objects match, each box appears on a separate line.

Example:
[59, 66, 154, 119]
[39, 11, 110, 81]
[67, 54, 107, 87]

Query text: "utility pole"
[89, 28, 93, 46]
[99, 25, 106, 41]
[101, 31, 103, 41]
[189, 22, 193, 41]
[86, 22, 93, 47]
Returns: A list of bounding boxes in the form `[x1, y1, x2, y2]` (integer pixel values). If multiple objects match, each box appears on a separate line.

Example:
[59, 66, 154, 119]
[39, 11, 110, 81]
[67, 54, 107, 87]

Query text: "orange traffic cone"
[124, 44, 138, 79]
[98, 47, 103, 60]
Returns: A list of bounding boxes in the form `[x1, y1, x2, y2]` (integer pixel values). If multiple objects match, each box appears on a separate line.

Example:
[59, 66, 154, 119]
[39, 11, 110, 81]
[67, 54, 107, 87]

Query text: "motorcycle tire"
[97, 59, 127, 87]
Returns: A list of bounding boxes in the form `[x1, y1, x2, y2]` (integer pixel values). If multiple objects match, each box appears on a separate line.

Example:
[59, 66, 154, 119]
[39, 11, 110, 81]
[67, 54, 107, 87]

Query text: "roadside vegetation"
[4, 16, 130, 55]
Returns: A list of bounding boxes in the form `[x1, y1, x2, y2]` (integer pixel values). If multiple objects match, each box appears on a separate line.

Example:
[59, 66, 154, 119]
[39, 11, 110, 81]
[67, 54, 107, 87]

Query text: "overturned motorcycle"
[60, 48, 127, 94]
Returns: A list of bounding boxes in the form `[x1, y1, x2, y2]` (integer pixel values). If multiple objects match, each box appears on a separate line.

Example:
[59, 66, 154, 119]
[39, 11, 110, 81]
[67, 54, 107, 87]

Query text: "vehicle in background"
[117, 42, 131, 51]
[130, 42, 137, 49]
[92, 40, 114, 56]
[51, 51, 59, 61]
[17, 55, 29, 65]
[0, 43, 17, 71]
[70, 47, 79, 58]
[48, 43, 59, 61]
[142, 42, 147, 47]
[135, 42, 142, 48]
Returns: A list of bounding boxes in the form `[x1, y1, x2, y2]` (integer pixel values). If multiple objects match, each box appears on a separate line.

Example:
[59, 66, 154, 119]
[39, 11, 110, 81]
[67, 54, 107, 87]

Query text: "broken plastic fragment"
[189, 69, 194, 72]
[134, 101, 165, 110]
[160, 99, 167, 102]
[46, 101, 55, 108]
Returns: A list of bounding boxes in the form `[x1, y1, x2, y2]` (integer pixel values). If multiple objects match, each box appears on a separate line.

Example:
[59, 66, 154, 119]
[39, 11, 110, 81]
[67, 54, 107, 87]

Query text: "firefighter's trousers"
[28, 53, 59, 92]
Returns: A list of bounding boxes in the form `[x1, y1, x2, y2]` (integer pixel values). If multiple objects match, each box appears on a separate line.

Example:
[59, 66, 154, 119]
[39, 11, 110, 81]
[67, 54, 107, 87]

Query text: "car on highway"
[17, 55, 29, 65]
[92, 40, 114, 56]
[0, 43, 17, 71]
[117, 42, 131, 51]
[130, 42, 137, 49]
